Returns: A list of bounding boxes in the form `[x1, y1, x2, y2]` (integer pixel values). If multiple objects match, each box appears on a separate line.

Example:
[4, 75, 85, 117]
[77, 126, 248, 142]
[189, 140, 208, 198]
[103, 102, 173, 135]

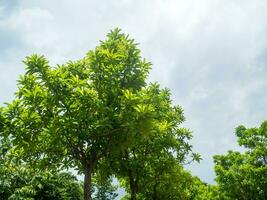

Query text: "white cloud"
[1, 0, 267, 183]
[8, 8, 55, 47]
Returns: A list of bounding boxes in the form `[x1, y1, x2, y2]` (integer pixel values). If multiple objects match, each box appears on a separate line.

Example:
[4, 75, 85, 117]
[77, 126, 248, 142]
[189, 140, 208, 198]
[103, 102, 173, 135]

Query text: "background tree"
[0, 158, 83, 200]
[133, 162, 195, 200]
[235, 121, 267, 166]
[213, 121, 267, 199]
[110, 83, 200, 200]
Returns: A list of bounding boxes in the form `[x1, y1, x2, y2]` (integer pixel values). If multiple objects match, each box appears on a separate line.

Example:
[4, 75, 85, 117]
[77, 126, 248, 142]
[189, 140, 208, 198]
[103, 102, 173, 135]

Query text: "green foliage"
[0, 160, 83, 200]
[135, 163, 196, 200]
[188, 177, 224, 200]
[214, 121, 267, 199]
[92, 176, 118, 200]
[2, 28, 154, 199]
[3, 28, 151, 168]
[236, 121, 267, 166]
[108, 83, 200, 199]
[119, 165, 221, 200]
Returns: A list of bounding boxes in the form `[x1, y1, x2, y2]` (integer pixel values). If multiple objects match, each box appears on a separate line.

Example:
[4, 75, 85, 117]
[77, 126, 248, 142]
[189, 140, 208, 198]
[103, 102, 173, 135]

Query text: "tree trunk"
[129, 171, 137, 200]
[84, 165, 92, 200]
[125, 150, 138, 200]
[130, 185, 137, 200]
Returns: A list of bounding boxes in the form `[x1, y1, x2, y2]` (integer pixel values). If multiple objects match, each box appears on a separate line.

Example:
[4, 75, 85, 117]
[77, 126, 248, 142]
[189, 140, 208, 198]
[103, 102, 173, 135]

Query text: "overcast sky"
[1, 0, 267, 184]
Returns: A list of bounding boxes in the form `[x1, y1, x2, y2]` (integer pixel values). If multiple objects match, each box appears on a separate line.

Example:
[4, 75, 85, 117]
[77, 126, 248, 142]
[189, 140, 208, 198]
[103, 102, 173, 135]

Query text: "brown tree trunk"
[84, 165, 92, 200]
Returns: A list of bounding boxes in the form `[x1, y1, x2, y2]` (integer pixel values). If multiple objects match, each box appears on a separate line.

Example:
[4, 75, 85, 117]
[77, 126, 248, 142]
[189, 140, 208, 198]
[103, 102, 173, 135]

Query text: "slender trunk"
[84, 165, 92, 200]
[129, 171, 137, 200]
[130, 190, 137, 200]
[130, 181, 137, 200]
[125, 150, 138, 200]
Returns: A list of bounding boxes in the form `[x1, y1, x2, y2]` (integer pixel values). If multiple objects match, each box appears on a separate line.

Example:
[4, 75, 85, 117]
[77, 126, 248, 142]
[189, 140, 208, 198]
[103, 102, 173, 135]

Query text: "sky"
[1, 0, 267, 184]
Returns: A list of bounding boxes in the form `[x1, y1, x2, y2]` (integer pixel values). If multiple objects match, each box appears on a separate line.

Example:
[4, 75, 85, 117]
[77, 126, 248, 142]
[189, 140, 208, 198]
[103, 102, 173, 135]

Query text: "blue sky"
[1, 0, 267, 184]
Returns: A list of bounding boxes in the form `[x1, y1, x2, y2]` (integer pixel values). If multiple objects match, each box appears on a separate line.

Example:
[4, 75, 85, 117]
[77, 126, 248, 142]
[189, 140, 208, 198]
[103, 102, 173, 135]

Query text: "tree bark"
[129, 170, 137, 200]
[130, 182, 137, 200]
[84, 165, 92, 200]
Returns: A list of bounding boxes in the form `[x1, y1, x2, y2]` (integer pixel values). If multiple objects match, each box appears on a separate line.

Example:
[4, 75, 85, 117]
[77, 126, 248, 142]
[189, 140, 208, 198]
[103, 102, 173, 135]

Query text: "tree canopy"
[1, 28, 266, 200]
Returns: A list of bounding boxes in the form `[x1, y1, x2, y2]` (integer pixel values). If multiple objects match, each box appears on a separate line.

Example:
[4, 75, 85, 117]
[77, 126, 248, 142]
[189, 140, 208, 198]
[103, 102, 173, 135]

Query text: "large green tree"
[2, 29, 176, 200]
[214, 121, 267, 199]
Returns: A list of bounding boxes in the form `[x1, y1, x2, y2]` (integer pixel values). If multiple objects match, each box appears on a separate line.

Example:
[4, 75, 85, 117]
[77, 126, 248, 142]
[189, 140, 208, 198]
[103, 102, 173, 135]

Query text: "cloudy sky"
[1, 0, 267, 183]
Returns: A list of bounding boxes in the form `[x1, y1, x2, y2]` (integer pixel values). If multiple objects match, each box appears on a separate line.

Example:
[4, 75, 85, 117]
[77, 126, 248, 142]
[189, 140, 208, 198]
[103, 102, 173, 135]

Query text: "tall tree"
[3, 29, 154, 200]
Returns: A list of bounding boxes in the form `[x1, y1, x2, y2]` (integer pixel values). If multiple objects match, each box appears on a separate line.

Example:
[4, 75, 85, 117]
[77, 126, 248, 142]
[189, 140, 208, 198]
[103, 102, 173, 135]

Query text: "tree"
[109, 83, 200, 199]
[133, 162, 196, 200]
[213, 121, 267, 199]
[235, 121, 267, 166]
[2, 28, 161, 200]
[0, 159, 83, 200]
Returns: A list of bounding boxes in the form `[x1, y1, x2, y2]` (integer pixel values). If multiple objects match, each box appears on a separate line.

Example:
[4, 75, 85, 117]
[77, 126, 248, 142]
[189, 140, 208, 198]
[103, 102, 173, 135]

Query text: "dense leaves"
[2, 29, 154, 200]
[112, 83, 200, 199]
[214, 121, 267, 199]
[0, 160, 83, 200]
